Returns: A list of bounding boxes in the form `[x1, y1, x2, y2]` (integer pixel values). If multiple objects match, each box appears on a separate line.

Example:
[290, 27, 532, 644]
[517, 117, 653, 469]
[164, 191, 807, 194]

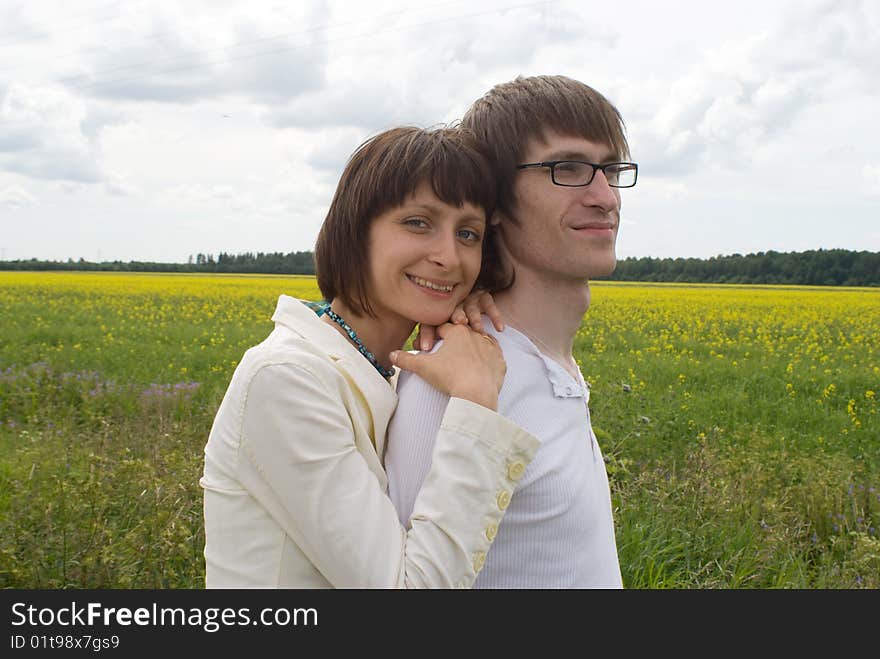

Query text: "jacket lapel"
[270, 295, 397, 458]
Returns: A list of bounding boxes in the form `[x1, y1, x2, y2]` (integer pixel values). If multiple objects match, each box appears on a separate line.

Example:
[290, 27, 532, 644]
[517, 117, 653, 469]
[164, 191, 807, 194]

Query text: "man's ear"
[490, 208, 512, 226]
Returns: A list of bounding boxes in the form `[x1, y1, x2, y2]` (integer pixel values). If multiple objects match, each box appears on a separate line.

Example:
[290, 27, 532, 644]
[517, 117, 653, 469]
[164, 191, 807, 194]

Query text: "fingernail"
[390, 351, 399, 362]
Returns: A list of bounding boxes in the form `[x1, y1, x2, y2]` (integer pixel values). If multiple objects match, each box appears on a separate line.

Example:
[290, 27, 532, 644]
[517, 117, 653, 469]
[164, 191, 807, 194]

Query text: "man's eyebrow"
[541, 149, 617, 163]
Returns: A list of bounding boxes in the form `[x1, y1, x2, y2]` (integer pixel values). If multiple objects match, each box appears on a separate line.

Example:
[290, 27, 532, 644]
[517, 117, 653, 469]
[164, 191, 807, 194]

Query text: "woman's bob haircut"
[315, 125, 501, 317]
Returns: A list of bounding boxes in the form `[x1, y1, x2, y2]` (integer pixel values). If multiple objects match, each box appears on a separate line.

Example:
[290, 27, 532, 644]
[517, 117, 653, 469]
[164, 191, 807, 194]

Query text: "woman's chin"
[410, 306, 458, 328]
[398, 290, 472, 327]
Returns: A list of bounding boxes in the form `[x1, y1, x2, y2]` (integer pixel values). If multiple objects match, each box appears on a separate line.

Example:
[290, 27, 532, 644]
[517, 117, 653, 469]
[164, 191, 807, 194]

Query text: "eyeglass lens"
[553, 162, 637, 187]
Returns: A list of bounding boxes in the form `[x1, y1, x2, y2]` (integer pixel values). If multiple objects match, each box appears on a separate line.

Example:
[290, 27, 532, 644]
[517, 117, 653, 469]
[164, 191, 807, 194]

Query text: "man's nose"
[581, 169, 621, 212]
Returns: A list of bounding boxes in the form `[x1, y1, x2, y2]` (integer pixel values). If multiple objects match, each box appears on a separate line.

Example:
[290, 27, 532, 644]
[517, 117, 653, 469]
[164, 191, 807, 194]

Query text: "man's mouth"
[570, 222, 616, 231]
[406, 275, 455, 293]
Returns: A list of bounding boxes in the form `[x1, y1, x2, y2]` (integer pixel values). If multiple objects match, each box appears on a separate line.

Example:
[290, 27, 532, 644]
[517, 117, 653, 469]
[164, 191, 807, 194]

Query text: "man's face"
[501, 129, 622, 283]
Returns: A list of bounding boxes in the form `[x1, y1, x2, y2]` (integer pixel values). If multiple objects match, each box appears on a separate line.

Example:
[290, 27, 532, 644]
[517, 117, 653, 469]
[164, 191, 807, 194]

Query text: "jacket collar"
[270, 295, 398, 457]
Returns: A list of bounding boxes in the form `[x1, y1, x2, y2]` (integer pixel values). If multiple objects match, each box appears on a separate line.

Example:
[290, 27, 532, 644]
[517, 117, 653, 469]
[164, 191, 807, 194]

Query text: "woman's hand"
[415, 289, 505, 352]
[390, 323, 505, 411]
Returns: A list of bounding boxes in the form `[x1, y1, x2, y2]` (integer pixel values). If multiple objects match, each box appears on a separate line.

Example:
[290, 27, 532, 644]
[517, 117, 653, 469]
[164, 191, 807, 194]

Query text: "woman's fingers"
[461, 290, 505, 333]
[464, 296, 485, 333]
[415, 324, 437, 352]
[447, 290, 506, 334]
[391, 323, 506, 411]
[480, 294, 505, 332]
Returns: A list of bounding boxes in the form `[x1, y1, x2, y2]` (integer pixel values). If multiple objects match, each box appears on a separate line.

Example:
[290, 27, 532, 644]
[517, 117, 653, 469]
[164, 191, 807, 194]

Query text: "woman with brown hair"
[200, 125, 538, 588]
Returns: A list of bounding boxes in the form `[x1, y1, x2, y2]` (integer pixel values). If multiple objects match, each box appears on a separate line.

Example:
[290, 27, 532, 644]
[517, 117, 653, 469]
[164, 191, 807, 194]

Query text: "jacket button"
[496, 490, 511, 510]
[485, 524, 498, 541]
[507, 461, 525, 481]
[473, 551, 486, 572]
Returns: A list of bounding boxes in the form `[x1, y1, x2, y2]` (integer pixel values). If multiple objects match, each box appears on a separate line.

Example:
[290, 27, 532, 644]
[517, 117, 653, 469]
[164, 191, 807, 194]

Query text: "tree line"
[0, 251, 315, 275]
[2, 248, 878, 286]
[602, 249, 879, 287]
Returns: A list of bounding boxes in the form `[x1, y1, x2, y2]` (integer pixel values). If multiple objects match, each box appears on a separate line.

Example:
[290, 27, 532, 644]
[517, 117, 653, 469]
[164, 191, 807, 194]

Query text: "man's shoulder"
[484, 323, 544, 372]
[394, 318, 546, 400]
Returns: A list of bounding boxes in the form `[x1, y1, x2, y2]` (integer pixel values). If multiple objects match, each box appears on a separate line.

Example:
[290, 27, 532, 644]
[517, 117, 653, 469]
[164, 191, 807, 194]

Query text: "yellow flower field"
[1, 271, 877, 588]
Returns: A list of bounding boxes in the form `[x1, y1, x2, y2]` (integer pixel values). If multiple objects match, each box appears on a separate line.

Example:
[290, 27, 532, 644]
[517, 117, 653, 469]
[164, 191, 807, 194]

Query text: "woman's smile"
[405, 274, 457, 297]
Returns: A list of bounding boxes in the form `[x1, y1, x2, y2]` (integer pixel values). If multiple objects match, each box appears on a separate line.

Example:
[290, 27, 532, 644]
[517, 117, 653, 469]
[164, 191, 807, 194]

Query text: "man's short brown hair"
[314, 125, 500, 316]
[461, 75, 630, 219]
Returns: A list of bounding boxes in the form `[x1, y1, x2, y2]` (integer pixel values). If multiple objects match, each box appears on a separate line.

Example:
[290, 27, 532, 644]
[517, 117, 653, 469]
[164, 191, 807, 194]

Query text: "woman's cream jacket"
[200, 295, 540, 588]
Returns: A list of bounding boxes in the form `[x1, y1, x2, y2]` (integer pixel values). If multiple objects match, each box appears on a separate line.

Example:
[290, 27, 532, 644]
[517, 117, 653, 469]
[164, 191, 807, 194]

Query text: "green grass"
[0, 272, 877, 588]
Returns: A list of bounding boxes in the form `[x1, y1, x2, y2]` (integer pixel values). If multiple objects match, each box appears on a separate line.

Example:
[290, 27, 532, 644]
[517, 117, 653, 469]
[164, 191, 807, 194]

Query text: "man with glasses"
[384, 75, 637, 588]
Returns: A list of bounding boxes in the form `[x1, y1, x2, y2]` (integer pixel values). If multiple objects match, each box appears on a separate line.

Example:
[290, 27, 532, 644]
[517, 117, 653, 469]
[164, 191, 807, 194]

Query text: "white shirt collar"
[497, 324, 590, 400]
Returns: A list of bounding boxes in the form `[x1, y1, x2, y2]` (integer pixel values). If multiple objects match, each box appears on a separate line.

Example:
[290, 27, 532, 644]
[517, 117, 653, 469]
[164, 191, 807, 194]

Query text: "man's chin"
[586, 255, 617, 279]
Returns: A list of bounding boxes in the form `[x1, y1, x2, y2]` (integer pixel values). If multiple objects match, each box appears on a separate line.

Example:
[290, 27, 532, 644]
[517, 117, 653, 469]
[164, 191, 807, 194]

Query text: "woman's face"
[365, 182, 486, 328]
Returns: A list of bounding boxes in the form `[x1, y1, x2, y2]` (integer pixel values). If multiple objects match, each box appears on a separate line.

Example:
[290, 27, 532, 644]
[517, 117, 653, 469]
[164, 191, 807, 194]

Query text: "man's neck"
[495, 271, 591, 377]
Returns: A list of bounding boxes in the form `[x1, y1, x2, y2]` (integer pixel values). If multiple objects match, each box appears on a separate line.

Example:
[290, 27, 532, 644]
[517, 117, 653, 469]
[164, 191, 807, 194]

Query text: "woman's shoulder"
[237, 326, 341, 384]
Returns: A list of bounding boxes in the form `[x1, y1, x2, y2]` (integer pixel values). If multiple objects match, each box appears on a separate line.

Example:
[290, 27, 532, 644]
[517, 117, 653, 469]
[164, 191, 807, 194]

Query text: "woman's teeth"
[409, 276, 453, 292]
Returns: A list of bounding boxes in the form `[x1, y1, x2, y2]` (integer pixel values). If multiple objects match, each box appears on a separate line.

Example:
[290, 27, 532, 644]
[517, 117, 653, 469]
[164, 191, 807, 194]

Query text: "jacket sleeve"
[238, 360, 540, 588]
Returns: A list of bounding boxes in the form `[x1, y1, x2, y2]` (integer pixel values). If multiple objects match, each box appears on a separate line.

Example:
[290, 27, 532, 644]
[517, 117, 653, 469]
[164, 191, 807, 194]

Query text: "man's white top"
[385, 321, 623, 588]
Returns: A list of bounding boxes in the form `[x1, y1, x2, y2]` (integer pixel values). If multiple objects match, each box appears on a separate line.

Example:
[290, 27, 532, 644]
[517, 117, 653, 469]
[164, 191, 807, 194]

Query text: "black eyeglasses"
[516, 160, 638, 188]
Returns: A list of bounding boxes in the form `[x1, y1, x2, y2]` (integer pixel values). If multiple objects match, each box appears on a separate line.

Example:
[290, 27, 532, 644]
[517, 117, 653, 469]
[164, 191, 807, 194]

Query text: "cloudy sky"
[1, 0, 878, 263]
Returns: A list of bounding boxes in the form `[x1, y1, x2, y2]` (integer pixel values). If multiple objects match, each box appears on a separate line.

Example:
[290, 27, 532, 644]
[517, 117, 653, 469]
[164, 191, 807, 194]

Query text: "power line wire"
[0, 0, 148, 48]
[70, 0, 554, 93]
[0, 0, 298, 65]
[0, 0, 554, 129]
[54, 0, 475, 85]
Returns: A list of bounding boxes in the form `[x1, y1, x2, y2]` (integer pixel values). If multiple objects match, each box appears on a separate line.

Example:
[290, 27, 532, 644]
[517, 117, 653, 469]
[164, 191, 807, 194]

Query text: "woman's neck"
[322, 298, 415, 372]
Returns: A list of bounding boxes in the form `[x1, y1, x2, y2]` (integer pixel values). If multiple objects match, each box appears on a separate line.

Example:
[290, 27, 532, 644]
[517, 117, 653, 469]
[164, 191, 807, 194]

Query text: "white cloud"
[628, 0, 878, 177]
[51, 1, 331, 105]
[157, 183, 243, 208]
[0, 3, 42, 44]
[0, 83, 109, 182]
[0, 184, 37, 209]
[1, 0, 878, 261]
[103, 172, 141, 197]
[263, 1, 594, 131]
[302, 127, 367, 176]
[863, 164, 880, 196]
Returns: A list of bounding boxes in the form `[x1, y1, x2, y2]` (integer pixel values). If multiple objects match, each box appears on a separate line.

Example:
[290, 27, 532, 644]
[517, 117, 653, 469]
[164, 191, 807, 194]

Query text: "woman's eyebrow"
[404, 203, 486, 222]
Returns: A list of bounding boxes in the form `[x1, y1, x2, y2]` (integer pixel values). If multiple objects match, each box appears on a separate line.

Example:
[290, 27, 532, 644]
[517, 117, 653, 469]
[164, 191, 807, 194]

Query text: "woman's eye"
[457, 229, 481, 242]
[403, 217, 429, 228]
